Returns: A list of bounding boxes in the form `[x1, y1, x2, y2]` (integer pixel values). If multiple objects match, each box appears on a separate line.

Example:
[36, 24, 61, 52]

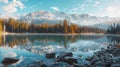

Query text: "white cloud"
[0, 0, 8, 4]
[69, 4, 86, 14]
[3, 0, 25, 13]
[94, 2, 100, 7]
[51, 6, 60, 11]
[80, 4, 85, 10]
[107, 6, 117, 12]
[105, 6, 120, 17]
[3, 5, 17, 13]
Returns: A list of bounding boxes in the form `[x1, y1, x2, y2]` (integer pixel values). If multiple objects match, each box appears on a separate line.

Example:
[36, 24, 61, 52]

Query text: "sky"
[0, 0, 120, 17]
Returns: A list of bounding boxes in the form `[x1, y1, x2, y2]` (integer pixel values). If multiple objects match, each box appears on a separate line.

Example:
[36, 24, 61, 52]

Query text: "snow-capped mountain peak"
[19, 10, 120, 27]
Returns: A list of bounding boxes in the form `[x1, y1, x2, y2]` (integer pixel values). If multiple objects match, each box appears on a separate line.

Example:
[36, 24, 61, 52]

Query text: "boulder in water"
[57, 52, 73, 61]
[46, 53, 55, 59]
[63, 57, 77, 65]
[2, 57, 19, 65]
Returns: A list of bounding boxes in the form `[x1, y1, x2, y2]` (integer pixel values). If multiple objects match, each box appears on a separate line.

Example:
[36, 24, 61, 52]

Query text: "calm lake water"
[0, 35, 120, 67]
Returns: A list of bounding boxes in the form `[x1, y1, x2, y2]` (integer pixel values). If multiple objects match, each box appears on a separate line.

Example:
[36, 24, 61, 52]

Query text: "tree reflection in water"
[107, 35, 120, 48]
[0, 35, 104, 48]
[107, 35, 120, 44]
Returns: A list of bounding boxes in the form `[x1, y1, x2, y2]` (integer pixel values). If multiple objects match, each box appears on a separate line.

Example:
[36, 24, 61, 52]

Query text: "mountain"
[91, 20, 120, 30]
[19, 10, 120, 29]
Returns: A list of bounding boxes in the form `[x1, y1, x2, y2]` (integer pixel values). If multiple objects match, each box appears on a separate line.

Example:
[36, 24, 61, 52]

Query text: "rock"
[73, 64, 90, 67]
[101, 47, 105, 50]
[73, 64, 81, 67]
[105, 63, 111, 67]
[2, 57, 19, 65]
[105, 58, 113, 64]
[41, 63, 47, 67]
[92, 61, 105, 67]
[61, 52, 73, 58]
[63, 57, 77, 65]
[57, 52, 73, 61]
[90, 55, 100, 65]
[46, 53, 55, 59]
[111, 64, 120, 67]
[85, 56, 92, 61]
[112, 57, 120, 63]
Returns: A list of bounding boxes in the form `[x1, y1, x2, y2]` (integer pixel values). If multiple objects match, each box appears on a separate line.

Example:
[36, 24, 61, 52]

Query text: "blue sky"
[0, 0, 120, 17]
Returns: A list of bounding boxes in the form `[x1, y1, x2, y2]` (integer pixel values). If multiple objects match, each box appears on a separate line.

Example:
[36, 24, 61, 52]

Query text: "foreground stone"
[63, 57, 77, 65]
[2, 57, 19, 65]
[85, 56, 92, 61]
[57, 52, 73, 62]
[46, 53, 55, 59]
[73, 64, 90, 67]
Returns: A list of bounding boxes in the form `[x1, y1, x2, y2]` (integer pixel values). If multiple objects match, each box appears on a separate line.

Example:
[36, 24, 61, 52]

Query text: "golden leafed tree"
[63, 19, 68, 33]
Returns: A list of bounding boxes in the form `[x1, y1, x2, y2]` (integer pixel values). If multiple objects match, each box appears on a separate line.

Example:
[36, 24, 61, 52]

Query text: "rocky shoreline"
[85, 44, 120, 67]
[1, 44, 120, 67]
[23, 44, 120, 67]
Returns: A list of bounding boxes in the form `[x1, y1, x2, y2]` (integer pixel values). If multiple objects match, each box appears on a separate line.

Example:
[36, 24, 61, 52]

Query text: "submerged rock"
[85, 56, 92, 61]
[73, 64, 90, 67]
[46, 53, 55, 59]
[57, 52, 73, 61]
[2, 57, 19, 65]
[61, 52, 73, 57]
[63, 57, 77, 65]
[41, 63, 47, 67]
[111, 64, 120, 67]
[111, 57, 120, 64]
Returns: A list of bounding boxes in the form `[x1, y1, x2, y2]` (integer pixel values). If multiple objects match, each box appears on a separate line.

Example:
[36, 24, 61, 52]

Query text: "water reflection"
[0, 35, 105, 48]
[0, 35, 120, 51]
[107, 35, 120, 44]
[0, 35, 119, 67]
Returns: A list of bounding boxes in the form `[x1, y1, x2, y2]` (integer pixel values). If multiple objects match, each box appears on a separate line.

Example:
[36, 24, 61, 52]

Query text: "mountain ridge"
[18, 10, 120, 29]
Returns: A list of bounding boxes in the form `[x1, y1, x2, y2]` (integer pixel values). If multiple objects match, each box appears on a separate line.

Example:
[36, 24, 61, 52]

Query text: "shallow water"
[0, 35, 119, 67]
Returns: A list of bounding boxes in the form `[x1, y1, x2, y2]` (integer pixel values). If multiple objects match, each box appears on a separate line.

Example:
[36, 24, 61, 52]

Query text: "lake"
[0, 34, 120, 67]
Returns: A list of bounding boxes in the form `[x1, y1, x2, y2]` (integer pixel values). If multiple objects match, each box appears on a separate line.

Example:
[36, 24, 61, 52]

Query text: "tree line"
[0, 18, 105, 33]
[106, 23, 120, 34]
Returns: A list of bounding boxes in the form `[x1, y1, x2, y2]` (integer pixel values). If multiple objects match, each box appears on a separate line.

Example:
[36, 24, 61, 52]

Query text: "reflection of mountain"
[69, 40, 105, 52]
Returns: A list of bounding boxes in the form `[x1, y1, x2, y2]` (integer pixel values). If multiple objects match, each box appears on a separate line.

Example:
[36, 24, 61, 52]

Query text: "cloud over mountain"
[2, 0, 25, 13]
